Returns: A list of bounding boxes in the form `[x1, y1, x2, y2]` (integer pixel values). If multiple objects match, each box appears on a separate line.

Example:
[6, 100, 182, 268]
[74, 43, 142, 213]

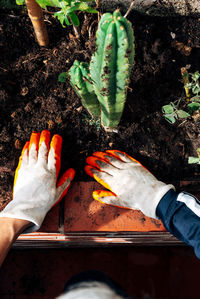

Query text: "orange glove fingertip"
[50, 134, 63, 178]
[21, 141, 29, 158]
[53, 168, 75, 207]
[105, 149, 125, 160]
[86, 156, 105, 170]
[29, 131, 40, 152]
[39, 130, 51, 151]
[84, 165, 95, 178]
[57, 168, 75, 187]
[93, 190, 117, 204]
[92, 151, 112, 163]
[93, 190, 106, 204]
[50, 134, 63, 151]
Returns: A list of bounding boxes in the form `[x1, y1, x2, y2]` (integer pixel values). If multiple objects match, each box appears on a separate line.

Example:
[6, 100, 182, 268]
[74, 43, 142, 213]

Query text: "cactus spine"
[90, 9, 135, 130]
[68, 60, 100, 119]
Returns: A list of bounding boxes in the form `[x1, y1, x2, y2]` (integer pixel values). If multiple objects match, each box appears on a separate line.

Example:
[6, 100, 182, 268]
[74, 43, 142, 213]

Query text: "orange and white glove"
[0, 131, 75, 233]
[85, 150, 174, 219]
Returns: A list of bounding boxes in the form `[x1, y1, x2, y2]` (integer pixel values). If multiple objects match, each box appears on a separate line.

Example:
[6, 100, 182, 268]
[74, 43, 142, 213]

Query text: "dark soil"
[0, 8, 199, 208]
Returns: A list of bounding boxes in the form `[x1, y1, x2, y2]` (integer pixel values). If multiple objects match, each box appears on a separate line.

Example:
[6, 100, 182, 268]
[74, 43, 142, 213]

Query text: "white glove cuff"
[0, 200, 46, 233]
[146, 183, 175, 219]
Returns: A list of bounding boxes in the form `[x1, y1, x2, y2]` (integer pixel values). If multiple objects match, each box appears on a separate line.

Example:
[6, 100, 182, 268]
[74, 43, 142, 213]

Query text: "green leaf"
[51, 0, 62, 6]
[162, 104, 174, 114]
[176, 110, 190, 119]
[36, 0, 58, 9]
[188, 157, 200, 164]
[191, 95, 200, 102]
[66, 4, 80, 13]
[64, 16, 71, 25]
[164, 115, 176, 124]
[82, 7, 98, 13]
[54, 11, 64, 24]
[58, 72, 67, 82]
[192, 71, 200, 80]
[192, 84, 200, 95]
[54, 11, 68, 27]
[69, 11, 80, 26]
[76, 2, 91, 10]
[70, 2, 97, 12]
[187, 102, 200, 114]
[16, 0, 24, 5]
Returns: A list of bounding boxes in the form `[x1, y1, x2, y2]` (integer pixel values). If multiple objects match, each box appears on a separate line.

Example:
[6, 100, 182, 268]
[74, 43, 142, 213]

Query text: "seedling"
[162, 69, 200, 123]
[186, 71, 200, 103]
[68, 10, 135, 131]
[162, 102, 190, 124]
[188, 148, 200, 165]
[187, 102, 200, 114]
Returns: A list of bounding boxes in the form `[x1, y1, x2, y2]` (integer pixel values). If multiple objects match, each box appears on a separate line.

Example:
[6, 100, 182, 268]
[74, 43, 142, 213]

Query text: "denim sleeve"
[156, 189, 200, 259]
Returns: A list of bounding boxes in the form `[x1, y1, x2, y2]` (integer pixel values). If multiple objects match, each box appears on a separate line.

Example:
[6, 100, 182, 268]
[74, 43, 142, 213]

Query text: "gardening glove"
[0, 130, 75, 233]
[85, 150, 174, 219]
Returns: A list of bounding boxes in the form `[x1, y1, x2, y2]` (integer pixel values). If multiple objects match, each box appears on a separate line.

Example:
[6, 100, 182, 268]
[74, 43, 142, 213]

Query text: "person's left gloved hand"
[0, 130, 75, 233]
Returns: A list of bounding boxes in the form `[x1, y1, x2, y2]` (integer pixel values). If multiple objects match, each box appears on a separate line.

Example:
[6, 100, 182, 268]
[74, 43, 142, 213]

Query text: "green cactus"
[68, 10, 135, 130]
[68, 60, 100, 119]
[90, 9, 135, 130]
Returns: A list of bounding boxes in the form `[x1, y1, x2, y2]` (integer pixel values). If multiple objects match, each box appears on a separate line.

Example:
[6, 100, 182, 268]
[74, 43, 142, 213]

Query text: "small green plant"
[162, 102, 190, 124]
[68, 9, 135, 131]
[188, 148, 200, 165]
[186, 71, 200, 102]
[17, 0, 98, 27]
[162, 69, 200, 124]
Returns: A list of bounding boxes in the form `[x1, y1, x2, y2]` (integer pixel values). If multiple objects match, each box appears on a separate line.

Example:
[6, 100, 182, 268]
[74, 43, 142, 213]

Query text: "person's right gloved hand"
[85, 150, 174, 219]
[0, 130, 75, 233]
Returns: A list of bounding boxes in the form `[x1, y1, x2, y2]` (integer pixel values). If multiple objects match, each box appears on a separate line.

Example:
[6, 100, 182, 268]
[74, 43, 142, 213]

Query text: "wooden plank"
[15, 232, 183, 248]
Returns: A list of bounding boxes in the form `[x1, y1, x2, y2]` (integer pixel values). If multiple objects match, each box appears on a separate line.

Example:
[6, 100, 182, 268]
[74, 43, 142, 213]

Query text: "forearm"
[156, 189, 200, 259]
[0, 217, 30, 266]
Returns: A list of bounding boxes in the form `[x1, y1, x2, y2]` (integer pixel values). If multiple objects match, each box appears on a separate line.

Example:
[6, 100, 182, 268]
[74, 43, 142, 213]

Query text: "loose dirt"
[0, 8, 199, 208]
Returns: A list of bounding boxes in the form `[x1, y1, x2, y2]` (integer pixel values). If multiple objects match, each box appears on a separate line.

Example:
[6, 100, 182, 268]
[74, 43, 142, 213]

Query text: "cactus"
[68, 10, 135, 130]
[68, 60, 100, 119]
[90, 9, 135, 130]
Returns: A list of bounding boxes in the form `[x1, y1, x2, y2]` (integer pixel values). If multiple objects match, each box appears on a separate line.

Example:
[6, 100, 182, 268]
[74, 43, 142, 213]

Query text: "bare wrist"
[0, 217, 31, 267]
[0, 217, 31, 238]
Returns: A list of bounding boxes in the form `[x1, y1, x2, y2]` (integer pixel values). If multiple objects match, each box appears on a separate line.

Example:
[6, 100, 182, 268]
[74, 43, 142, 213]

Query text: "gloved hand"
[85, 150, 174, 219]
[0, 130, 75, 233]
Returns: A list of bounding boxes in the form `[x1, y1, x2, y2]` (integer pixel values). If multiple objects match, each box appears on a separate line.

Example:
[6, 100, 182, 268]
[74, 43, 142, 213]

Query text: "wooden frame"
[12, 180, 199, 249]
[14, 231, 183, 248]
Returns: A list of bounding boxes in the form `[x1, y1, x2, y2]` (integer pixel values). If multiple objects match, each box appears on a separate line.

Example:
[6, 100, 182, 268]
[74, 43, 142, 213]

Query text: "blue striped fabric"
[156, 189, 200, 259]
